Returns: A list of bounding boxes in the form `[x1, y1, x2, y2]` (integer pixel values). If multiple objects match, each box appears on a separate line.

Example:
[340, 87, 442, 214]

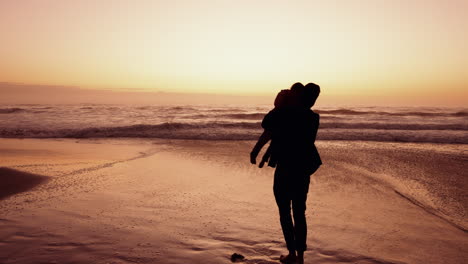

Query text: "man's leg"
[292, 175, 310, 263]
[273, 167, 296, 256]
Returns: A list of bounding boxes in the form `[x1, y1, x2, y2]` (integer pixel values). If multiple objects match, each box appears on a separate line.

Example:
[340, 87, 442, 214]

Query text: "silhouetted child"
[250, 82, 304, 168]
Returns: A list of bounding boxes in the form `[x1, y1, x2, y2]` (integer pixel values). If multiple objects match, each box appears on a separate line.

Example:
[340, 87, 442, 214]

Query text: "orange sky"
[0, 0, 467, 105]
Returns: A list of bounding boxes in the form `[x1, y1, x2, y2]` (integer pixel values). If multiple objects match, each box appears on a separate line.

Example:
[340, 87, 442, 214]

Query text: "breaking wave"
[316, 109, 468, 117]
[1, 104, 466, 143]
[0, 108, 25, 114]
[1, 121, 467, 143]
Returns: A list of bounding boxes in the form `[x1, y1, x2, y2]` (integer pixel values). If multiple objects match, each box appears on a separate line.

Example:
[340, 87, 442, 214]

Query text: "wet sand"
[0, 138, 467, 264]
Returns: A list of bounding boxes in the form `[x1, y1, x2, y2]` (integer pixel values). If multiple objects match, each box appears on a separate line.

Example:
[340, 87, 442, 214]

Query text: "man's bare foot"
[279, 253, 297, 264]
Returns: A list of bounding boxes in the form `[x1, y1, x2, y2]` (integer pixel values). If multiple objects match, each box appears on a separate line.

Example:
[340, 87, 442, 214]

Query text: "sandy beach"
[0, 138, 467, 264]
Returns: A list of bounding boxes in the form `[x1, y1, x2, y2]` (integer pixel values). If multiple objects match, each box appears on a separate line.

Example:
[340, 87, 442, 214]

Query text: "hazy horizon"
[1, 82, 466, 107]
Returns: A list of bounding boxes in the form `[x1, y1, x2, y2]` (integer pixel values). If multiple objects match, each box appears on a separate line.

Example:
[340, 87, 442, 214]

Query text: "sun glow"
[0, 0, 467, 104]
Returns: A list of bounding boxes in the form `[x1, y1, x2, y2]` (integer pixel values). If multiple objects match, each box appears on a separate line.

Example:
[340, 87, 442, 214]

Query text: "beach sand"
[0, 138, 467, 264]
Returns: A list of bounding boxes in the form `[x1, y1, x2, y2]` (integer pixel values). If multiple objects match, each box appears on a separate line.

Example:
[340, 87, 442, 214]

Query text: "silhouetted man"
[250, 82, 322, 264]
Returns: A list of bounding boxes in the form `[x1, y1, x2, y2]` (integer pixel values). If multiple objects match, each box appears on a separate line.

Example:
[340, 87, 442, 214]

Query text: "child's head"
[290, 82, 305, 92]
[274, 82, 304, 108]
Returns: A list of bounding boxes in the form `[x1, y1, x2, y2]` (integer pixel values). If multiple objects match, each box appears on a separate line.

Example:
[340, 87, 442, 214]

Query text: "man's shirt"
[262, 107, 322, 173]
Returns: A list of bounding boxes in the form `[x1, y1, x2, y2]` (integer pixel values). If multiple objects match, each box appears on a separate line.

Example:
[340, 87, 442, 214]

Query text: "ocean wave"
[0, 108, 25, 114]
[212, 109, 468, 120]
[453, 111, 468, 117]
[2, 106, 466, 120]
[320, 122, 468, 131]
[221, 113, 266, 120]
[0, 122, 259, 139]
[1, 122, 467, 143]
[32, 106, 54, 110]
[207, 108, 246, 113]
[167, 106, 198, 111]
[317, 109, 468, 117]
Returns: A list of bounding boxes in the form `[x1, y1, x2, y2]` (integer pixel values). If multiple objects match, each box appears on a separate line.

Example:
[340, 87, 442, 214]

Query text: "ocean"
[1, 104, 467, 144]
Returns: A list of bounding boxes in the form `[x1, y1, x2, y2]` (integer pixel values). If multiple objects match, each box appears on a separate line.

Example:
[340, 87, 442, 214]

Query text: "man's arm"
[250, 130, 272, 164]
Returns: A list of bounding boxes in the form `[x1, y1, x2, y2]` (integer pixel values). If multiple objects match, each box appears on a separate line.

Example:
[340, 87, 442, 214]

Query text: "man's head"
[302, 83, 320, 108]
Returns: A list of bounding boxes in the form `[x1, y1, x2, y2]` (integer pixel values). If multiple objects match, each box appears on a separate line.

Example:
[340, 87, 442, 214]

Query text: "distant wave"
[32, 106, 54, 110]
[207, 108, 246, 113]
[0, 122, 259, 140]
[167, 106, 198, 111]
[320, 122, 468, 131]
[215, 110, 468, 120]
[453, 111, 468, 117]
[0, 108, 25, 114]
[316, 109, 468, 117]
[1, 122, 467, 143]
[221, 113, 266, 120]
[1, 106, 466, 119]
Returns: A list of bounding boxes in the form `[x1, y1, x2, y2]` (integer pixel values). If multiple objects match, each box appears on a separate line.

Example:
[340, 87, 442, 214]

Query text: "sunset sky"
[0, 0, 467, 105]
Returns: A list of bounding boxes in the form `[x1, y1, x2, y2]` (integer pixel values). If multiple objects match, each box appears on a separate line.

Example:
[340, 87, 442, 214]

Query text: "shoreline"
[1, 138, 467, 264]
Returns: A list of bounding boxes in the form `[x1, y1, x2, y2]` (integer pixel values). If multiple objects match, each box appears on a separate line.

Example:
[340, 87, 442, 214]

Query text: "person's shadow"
[0, 167, 48, 200]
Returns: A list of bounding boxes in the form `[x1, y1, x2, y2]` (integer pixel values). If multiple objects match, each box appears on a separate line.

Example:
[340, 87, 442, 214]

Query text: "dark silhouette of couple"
[250, 82, 321, 264]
